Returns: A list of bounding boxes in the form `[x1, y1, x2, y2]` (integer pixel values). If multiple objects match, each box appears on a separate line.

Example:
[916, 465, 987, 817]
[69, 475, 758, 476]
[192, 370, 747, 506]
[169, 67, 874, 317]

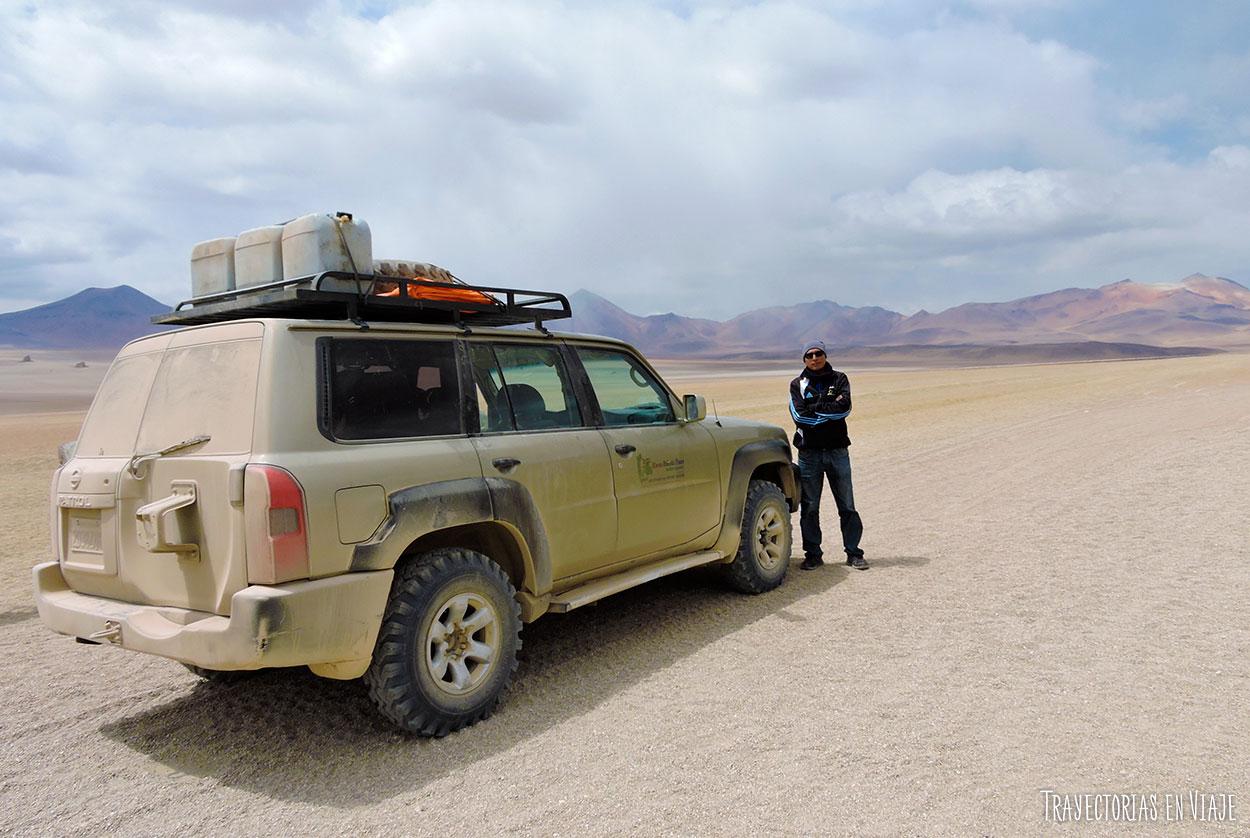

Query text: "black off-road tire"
[722, 479, 792, 594]
[364, 548, 522, 736]
[182, 664, 254, 684]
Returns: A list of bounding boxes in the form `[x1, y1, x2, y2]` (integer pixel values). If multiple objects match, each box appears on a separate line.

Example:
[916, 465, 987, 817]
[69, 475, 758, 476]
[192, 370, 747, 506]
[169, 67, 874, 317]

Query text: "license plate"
[68, 513, 103, 555]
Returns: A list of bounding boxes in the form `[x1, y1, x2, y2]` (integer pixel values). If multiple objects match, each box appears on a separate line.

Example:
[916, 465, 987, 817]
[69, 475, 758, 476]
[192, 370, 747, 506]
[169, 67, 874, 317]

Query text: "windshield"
[76, 338, 263, 458]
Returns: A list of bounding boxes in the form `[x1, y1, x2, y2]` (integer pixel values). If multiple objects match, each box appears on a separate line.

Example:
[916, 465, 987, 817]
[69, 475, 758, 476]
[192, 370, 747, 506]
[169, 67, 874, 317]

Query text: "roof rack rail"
[152, 271, 572, 329]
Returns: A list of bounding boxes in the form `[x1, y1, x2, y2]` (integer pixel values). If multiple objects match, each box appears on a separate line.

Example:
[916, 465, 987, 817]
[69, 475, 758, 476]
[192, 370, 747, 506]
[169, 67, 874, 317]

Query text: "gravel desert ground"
[1, 352, 1247, 835]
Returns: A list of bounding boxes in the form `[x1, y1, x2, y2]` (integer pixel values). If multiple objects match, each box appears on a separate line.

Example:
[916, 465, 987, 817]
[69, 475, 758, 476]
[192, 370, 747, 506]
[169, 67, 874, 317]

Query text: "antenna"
[711, 399, 722, 427]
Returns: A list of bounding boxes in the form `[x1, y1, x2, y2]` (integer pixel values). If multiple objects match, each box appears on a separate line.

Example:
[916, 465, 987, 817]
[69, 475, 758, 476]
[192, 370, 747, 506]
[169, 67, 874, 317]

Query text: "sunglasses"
[804, 350, 825, 359]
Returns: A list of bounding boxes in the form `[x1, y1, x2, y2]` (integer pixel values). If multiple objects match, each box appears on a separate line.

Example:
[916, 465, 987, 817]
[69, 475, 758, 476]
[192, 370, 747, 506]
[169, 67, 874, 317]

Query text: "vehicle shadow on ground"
[0, 607, 38, 627]
[102, 555, 931, 808]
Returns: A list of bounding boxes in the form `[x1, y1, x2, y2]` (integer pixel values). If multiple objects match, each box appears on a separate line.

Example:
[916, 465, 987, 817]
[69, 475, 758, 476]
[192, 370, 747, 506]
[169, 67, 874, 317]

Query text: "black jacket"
[789, 364, 852, 450]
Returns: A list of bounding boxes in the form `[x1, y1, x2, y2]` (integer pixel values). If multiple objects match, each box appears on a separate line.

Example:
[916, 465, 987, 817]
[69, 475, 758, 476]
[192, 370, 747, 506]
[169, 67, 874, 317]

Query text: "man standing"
[789, 339, 867, 570]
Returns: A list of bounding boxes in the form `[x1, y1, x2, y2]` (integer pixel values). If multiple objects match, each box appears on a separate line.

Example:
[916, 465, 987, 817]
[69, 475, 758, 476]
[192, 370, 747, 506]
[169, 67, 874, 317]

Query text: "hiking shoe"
[846, 555, 869, 570]
[800, 557, 824, 570]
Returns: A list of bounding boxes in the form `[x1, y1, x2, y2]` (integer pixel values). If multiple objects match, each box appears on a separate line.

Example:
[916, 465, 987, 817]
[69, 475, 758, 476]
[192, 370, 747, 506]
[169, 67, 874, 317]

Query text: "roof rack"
[152, 271, 572, 330]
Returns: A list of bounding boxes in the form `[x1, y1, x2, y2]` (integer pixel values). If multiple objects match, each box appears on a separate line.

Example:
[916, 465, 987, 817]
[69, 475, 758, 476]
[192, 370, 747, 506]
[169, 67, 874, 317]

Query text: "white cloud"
[830, 167, 1123, 244]
[821, 146, 1250, 310]
[1115, 94, 1189, 132]
[0, 0, 1247, 319]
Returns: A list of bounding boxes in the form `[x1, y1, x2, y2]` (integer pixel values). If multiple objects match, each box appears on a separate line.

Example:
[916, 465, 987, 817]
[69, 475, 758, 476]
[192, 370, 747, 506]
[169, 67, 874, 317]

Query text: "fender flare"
[349, 477, 552, 594]
[712, 439, 797, 557]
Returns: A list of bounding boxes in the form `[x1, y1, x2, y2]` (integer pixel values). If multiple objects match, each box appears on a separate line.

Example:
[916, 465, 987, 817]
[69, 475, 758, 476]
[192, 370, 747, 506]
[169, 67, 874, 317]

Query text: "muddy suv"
[34, 278, 797, 735]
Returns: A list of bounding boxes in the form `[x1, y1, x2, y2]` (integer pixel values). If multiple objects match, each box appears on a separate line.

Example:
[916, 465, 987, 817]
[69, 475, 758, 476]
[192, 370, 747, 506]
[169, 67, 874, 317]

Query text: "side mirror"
[58, 441, 78, 465]
[682, 394, 707, 423]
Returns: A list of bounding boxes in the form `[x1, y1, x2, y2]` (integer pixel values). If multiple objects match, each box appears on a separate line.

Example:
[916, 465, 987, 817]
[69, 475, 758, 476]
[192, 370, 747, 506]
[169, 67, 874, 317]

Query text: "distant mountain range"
[0, 285, 171, 349]
[567, 274, 1250, 356]
[2, 274, 1248, 356]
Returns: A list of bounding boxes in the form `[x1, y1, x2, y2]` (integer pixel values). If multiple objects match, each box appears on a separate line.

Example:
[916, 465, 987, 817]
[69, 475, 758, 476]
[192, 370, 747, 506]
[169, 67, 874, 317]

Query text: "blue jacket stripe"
[791, 401, 848, 424]
[790, 401, 822, 425]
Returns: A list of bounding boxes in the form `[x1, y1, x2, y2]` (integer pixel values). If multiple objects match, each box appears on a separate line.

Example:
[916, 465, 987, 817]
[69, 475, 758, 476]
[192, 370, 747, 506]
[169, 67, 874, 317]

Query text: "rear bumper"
[32, 561, 393, 672]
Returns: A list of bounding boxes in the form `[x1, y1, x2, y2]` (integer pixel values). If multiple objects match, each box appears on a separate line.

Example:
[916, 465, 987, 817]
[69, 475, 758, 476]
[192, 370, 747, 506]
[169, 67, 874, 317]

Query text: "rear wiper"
[127, 434, 212, 479]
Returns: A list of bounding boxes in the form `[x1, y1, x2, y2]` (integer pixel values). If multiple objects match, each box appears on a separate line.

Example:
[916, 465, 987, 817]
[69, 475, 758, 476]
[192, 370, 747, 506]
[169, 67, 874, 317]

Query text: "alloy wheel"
[753, 504, 786, 571]
[424, 592, 499, 695]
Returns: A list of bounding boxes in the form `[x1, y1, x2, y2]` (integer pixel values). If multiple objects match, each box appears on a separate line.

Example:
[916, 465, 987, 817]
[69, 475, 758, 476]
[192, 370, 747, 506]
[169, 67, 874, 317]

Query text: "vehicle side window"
[469, 342, 583, 432]
[467, 343, 514, 432]
[325, 339, 461, 440]
[576, 347, 676, 426]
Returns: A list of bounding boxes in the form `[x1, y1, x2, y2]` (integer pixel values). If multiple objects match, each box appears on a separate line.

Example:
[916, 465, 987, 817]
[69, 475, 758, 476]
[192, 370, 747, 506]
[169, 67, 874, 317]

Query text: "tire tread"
[364, 548, 522, 736]
[722, 479, 791, 594]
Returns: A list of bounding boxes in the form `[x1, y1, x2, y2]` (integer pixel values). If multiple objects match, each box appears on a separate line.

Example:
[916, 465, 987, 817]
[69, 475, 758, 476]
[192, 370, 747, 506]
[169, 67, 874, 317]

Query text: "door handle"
[614, 444, 636, 456]
[492, 457, 521, 472]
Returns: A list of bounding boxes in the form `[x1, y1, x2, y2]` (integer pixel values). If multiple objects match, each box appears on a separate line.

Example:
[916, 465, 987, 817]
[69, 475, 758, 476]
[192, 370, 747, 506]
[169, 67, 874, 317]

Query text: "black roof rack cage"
[152, 271, 572, 329]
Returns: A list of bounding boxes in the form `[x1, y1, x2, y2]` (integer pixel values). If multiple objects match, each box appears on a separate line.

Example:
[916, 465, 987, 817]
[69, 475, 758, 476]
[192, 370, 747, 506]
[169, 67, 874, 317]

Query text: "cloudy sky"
[2, 0, 1248, 318]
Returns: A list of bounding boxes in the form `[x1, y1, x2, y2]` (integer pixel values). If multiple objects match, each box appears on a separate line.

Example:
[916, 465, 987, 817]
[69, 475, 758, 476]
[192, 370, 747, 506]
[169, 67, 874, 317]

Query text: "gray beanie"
[802, 339, 826, 356]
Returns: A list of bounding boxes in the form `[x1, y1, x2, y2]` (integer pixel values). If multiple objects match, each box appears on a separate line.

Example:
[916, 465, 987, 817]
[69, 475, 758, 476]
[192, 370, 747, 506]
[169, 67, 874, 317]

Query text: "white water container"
[234, 225, 285, 288]
[281, 213, 372, 280]
[190, 237, 237, 297]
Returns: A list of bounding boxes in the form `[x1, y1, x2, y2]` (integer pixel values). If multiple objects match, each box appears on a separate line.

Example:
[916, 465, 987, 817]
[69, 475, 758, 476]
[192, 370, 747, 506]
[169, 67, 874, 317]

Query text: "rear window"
[323, 338, 462, 440]
[136, 340, 262, 455]
[77, 339, 262, 457]
[76, 352, 162, 457]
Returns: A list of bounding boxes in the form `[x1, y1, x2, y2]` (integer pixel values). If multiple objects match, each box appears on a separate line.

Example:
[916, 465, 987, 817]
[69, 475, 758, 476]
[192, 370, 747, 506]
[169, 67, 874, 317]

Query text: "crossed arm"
[790, 374, 852, 425]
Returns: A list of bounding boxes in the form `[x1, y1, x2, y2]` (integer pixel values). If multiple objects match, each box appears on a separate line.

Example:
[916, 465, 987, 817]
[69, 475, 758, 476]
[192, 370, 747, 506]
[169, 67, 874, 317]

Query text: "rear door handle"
[492, 457, 521, 472]
[614, 444, 636, 456]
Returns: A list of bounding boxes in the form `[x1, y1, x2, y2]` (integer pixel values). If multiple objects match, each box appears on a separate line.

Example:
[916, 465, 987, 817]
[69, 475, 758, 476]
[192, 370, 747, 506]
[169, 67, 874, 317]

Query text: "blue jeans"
[798, 447, 864, 560]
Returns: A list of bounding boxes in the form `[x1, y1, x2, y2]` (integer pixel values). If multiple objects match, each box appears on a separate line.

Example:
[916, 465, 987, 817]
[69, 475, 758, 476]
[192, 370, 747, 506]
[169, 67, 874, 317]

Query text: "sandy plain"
[1, 351, 1248, 835]
[0, 349, 113, 415]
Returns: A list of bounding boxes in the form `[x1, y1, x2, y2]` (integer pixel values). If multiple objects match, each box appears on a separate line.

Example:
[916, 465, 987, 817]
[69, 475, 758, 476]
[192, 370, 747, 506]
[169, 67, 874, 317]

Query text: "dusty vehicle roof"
[125, 318, 636, 353]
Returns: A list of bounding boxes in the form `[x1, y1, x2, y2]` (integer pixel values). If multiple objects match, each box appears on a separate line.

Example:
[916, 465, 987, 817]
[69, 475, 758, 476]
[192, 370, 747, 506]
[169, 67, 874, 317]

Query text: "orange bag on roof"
[372, 261, 497, 306]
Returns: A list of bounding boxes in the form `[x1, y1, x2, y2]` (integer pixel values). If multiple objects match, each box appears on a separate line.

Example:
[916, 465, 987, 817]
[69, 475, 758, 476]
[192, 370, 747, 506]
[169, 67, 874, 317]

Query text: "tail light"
[244, 464, 310, 584]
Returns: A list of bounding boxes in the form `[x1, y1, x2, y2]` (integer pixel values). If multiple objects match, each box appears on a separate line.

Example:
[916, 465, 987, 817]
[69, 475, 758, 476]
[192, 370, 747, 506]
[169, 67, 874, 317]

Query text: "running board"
[547, 550, 725, 613]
